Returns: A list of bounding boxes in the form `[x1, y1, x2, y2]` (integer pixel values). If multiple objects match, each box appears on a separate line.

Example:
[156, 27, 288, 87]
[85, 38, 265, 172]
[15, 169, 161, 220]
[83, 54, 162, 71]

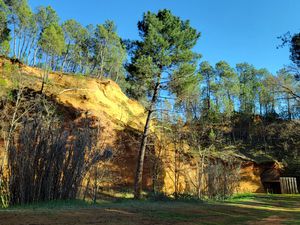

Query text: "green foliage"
[92, 20, 126, 81]
[2, 61, 18, 75]
[199, 61, 216, 116]
[236, 63, 261, 114]
[208, 129, 216, 143]
[127, 9, 201, 100]
[61, 19, 88, 71]
[215, 60, 239, 116]
[35, 5, 59, 30]
[276, 68, 299, 119]
[38, 23, 65, 57]
[170, 63, 201, 104]
[0, 39, 10, 55]
[0, 77, 7, 86]
[0, 0, 10, 54]
[290, 32, 300, 68]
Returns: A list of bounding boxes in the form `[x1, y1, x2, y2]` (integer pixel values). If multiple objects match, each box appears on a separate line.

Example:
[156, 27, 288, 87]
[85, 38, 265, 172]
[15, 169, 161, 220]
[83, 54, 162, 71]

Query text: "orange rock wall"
[0, 58, 266, 195]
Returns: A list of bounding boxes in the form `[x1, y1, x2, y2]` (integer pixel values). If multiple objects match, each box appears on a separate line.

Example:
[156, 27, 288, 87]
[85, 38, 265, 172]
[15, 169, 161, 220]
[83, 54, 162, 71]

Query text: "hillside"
[3, 59, 146, 130]
[0, 57, 161, 191]
[0, 57, 299, 198]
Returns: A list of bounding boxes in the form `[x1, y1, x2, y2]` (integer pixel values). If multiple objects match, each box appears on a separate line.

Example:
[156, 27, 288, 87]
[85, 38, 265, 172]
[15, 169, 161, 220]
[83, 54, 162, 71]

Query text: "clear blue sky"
[29, 0, 300, 74]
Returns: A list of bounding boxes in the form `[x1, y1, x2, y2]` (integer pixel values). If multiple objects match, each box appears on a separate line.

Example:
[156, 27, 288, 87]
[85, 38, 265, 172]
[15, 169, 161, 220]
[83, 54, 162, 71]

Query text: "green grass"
[227, 192, 257, 202]
[5, 199, 94, 211]
[1, 194, 300, 225]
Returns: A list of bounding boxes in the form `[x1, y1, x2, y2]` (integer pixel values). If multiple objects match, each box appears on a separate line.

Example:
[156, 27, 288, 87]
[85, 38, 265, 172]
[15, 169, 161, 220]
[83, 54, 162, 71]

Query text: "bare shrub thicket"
[157, 118, 242, 200]
[8, 115, 100, 205]
[205, 157, 241, 200]
[149, 136, 166, 195]
[0, 169, 9, 208]
[0, 86, 104, 205]
[82, 146, 122, 203]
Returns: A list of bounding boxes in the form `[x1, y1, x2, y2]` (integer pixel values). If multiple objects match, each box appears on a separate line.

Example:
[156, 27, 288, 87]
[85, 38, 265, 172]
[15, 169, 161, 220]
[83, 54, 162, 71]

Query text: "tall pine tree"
[127, 9, 200, 199]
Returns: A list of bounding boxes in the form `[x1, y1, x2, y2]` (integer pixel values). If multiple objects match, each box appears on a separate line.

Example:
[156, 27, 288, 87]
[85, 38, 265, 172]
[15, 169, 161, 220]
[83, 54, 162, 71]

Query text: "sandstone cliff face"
[0, 58, 265, 195]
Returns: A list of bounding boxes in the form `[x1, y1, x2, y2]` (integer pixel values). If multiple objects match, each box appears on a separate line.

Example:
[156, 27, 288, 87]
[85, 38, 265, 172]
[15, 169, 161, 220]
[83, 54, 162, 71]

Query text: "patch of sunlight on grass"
[228, 193, 256, 202]
[98, 189, 135, 199]
[227, 201, 300, 212]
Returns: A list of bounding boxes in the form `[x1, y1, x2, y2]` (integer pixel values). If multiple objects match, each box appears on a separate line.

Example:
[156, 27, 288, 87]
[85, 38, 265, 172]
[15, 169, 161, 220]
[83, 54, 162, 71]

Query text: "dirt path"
[248, 216, 285, 225]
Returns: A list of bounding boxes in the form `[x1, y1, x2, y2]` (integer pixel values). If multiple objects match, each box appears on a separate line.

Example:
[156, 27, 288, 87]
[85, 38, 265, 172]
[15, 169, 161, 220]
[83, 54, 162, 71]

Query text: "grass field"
[1, 194, 300, 225]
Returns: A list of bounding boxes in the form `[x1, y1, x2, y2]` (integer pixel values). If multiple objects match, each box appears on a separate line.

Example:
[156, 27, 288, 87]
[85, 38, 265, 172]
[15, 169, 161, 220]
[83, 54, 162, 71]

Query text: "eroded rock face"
[0, 58, 272, 196]
[239, 162, 265, 193]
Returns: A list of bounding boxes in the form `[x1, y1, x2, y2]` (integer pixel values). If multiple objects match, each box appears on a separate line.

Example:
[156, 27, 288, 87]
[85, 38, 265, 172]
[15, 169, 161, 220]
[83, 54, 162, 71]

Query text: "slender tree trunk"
[27, 37, 36, 64]
[61, 41, 70, 72]
[17, 31, 22, 59]
[206, 76, 211, 112]
[61, 54, 68, 72]
[13, 22, 16, 58]
[40, 55, 49, 93]
[287, 95, 291, 120]
[98, 53, 104, 79]
[134, 77, 161, 199]
[81, 176, 90, 201]
[259, 103, 262, 115]
[27, 33, 38, 64]
[93, 167, 98, 204]
[23, 37, 31, 63]
[19, 33, 27, 60]
[264, 104, 268, 115]
[227, 91, 232, 112]
[32, 47, 38, 67]
[66, 60, 72, 72]
[174, 141, 178, 199]
[197, 149, 205, 199]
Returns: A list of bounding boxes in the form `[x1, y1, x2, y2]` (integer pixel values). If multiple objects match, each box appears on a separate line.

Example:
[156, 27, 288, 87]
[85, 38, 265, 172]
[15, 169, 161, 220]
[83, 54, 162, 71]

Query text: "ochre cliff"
[0, 58, 265, 195]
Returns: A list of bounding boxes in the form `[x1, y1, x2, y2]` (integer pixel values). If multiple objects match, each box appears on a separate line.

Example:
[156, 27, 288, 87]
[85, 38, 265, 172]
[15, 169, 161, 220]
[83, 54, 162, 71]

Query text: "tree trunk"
[23, 36, 31, 63]
[61, 41, 70, 72]
[27, 37, 35, 64]
[32, 47, 38, 67]
[13, 22, 16, 58]
[197, 150, 205, 199]
[40, 55, 49, 93]
[174, 142, 178, 199]
[134, 78, 161, 199]
[287, 95, 291, 120]
[19, 32, 26, 60]
[17, 31, 22, 59]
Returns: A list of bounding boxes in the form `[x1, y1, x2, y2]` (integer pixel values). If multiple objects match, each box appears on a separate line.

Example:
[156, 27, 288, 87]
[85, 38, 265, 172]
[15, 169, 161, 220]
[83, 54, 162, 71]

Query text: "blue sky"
[28, 0, 300, 74]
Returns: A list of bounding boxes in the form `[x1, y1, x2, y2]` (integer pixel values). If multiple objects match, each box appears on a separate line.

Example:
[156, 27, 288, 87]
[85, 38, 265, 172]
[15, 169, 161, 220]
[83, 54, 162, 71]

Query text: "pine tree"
[199, 61, 216, 116]
[38, 23, 65, 92]
[127, 9, 200, 199]
[91, 20, 126, 82]
[215, 61, 239, 116]
[236, 63, 259, 114]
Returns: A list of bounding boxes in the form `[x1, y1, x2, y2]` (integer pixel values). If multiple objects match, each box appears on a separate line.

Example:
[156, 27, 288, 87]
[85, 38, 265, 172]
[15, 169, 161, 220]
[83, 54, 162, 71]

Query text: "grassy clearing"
[0, 194, 300, 224]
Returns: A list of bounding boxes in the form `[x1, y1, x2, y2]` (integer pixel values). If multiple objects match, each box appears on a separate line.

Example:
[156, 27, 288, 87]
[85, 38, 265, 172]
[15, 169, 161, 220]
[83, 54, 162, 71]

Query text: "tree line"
[0, 1, 298, 118]
[0, 0, 127, 87]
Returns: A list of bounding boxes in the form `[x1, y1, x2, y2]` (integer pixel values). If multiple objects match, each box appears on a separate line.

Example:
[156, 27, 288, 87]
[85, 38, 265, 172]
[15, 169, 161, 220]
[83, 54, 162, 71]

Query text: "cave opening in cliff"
[262, 181, 281, 194]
